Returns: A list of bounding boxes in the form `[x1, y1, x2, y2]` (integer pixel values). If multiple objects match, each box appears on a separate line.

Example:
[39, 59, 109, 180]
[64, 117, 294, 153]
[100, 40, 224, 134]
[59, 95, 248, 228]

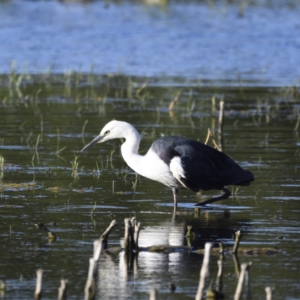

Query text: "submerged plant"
[31, 154, 36, 183]
[93, 161, 101, 179]
[0, 155, 4, 181]
[55, 127, 67, 156]
[0, 155, 4, 172]
[91, 202, 97, 217]
[35, 134, 41, 164]
[81, 120, 89, 145]
[132, 173, 138, 193]
[71, 153, 80, 179]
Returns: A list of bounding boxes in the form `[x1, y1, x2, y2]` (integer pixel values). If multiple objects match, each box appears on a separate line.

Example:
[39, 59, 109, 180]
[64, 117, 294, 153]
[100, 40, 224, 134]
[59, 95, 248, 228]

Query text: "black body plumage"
[151, 136, 254, 192]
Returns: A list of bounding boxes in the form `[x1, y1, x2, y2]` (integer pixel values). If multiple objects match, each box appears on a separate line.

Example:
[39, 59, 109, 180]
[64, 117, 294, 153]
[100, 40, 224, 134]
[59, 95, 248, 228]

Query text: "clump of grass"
[81, 120, 89, 145]
[132, 174, 138, 193]
[35, 134, 41, 164]
[71, 154, 80, 178]
[91, 202, 97, 217]
[294, 109, 300, 132]
[31, 154, 36, 182]
[92, 156, 103, 179]
[109, 150, 115, 161]
[204, 129, 220, 150]
[168, 91, 181, 111]
[55, 127, 67, 156]
[121, 169, 129, 185]
[93, 161, 101, 179]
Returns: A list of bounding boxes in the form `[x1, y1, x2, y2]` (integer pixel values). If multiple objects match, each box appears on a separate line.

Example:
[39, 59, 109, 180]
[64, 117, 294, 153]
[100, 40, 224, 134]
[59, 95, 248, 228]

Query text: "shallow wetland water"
[0, 76, 300, 299]
[1, 0, 300, 298]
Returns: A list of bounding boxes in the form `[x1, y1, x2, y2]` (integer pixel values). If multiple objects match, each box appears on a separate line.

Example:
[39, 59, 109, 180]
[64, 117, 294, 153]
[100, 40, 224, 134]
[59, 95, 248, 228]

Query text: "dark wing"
[151, 136, 254, 191]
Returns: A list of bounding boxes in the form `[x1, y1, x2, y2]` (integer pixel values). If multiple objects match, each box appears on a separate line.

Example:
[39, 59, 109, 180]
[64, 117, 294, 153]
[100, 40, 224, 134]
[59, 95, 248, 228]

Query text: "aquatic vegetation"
[0, 71, 299, 131]
[0, 181, 37, 191]
[55, 127, 67, 156]
[47, 187, 66, 193]
[0, 72, 299, 300]
[0, 155, 4, 172]
[132, 173, 138, 193]
[26, 219, 282, 300]
[71, 154, 80, 179]
[35, 223, 56, 242]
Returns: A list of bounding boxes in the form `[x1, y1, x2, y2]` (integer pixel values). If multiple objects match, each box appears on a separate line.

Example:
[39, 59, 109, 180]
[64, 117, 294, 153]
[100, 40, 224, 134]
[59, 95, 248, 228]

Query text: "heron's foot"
[195, 188, 231, 206]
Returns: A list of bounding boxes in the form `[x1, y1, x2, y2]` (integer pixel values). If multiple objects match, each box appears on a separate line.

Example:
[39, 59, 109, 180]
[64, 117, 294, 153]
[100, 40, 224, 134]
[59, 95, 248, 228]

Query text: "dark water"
[1, 0, 300, 85]
[0, 79, 300, 299]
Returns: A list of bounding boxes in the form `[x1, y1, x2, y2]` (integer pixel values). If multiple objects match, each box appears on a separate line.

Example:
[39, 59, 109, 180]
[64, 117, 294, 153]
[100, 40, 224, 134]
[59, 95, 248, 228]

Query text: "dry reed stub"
[0, 280, 5, 291]
[84, 219, 117, 300]
[265, 286, 274, 300]
[123, 217, 140, 253]
[234, 262, 252, 300]
[100, 219, 117, 249]
[245, 262, 252, 299]
[34, 269, 43, 300]
[149, 288, 157, 300]
[93, 239, 102, 262]
[0, 155, 4, 172]
[84, 258, 96, 300]
[233, 230, 242, 254]
[215, 259, 223, 294]
[195, 242, 213, 300]
[57, 279, 68, 300]
[205, 259, 225, 299]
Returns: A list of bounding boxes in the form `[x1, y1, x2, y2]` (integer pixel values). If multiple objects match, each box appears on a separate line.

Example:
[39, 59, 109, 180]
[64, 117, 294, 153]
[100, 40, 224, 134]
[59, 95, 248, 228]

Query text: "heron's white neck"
[120, 127, 143, 171]
[120, 128, 160, 181]
[120, 126, 176, 187]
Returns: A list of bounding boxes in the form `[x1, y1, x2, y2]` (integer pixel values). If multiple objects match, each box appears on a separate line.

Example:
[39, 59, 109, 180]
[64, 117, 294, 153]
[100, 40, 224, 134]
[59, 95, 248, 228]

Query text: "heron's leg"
[195, 187, 231, 206]
[172, 188, 178, 213]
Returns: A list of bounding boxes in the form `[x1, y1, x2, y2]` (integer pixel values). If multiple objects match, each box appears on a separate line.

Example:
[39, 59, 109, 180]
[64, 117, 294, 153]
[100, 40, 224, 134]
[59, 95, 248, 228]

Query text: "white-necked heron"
[81, 120, 254, 211]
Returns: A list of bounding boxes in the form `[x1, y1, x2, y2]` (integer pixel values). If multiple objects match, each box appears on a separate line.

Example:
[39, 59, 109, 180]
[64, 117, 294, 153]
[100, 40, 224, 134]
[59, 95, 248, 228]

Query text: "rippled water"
[0, 79, 300, 299]
[1, 0, 300, 85]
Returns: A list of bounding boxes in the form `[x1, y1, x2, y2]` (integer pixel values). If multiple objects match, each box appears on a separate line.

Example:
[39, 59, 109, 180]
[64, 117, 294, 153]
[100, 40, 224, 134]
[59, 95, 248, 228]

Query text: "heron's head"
[80, 120, 135, 152]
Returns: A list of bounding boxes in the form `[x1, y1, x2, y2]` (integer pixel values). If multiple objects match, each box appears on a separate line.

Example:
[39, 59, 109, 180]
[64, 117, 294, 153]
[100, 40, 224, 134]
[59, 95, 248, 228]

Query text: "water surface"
[0, 0, 300, 85]
[0, 79, 300, 299]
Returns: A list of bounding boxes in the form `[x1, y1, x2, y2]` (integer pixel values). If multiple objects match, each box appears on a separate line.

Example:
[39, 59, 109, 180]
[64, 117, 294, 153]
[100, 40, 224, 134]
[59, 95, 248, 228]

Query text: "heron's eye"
[104, 130, 110, 135]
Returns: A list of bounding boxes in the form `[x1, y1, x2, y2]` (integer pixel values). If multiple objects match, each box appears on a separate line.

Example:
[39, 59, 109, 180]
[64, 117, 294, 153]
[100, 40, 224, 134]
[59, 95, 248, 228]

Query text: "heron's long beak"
[81, 135, 104, 152]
